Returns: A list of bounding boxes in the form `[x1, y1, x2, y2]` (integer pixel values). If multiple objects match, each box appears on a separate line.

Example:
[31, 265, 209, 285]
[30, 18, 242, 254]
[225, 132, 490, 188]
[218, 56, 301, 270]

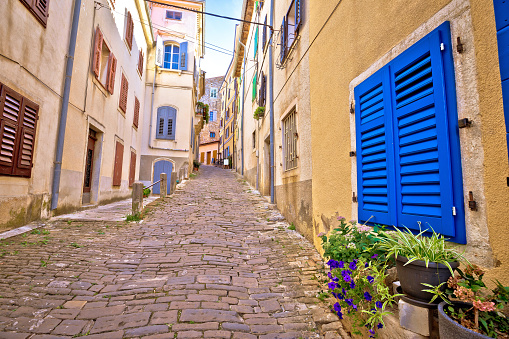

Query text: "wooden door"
[206, 151, 211, 165]
[152, 160, 172, 194]
[83, 135, 96, 193]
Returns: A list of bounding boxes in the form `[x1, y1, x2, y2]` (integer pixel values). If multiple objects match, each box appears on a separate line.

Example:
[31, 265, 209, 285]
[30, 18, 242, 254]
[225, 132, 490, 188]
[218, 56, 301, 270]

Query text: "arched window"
[156, 106, 177, 140]
[163, 42, 188, 71]
[164, 44, 180, 70]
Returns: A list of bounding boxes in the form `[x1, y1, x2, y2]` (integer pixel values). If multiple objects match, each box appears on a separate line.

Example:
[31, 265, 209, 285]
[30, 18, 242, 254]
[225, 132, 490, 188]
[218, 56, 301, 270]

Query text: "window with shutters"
[262, 16, 268, 51]
[354, 22, 466, 244]
[163, 42, 188, 71]
[156, 106, 176, 140]
[92, 27, 117, 94]
[133, 97, 140, 128]
[119, 73, 128, 113]
[128, 149, 136, 187]
[166, 10, 182, 20]
[0, 83, 39, 178]
[19, 0, 50, 27]
[125, 11, 134, 51]
[259, 72, 267, 107]
[137, 50, 144, 77]
[210, 132, 216, 138]
[112, 140, 124, 186]
[210, 88, 218, 98]
[252, 71, 257, 102]
[279, 0, 302, 64]
[282, 109, 297, 171]
[252, 131, 256, 149]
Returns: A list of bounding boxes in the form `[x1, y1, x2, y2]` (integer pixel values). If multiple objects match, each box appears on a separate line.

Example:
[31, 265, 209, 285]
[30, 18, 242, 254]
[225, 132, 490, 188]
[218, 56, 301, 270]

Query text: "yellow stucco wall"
[309, 0, 509, 284]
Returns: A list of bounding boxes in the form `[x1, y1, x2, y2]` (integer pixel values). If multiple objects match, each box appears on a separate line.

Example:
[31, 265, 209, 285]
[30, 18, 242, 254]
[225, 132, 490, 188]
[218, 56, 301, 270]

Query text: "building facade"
[219, 64, 237, 168]
[0, 0, 151, 229]
[199, 76, 222, 164]
[231, 0, 509, 284]
[139, 0, 205, 193]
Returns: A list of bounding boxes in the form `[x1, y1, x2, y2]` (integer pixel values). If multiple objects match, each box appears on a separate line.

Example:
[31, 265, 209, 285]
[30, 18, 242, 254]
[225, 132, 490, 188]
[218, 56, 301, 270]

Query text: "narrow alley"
[0, 166, 344, 339]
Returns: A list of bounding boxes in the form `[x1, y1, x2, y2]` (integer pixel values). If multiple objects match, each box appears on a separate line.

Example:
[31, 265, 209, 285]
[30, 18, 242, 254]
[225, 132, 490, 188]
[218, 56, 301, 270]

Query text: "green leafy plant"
[378, 224, 466, 274]
[70, 242, 82, 248]
[440, 264, 509, 337]
[196, 101, 210, 123]
[288, 223, 296, 231]
[254, 106, 265, 120]
[125, 213, 142, 222]
[193, 160, 201, 169]
[143, 187, 151, 197]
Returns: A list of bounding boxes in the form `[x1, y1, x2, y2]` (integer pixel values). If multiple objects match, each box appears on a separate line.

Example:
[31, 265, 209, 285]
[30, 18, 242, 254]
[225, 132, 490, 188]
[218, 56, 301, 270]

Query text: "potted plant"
[378, 225, 464, 302]
[143, 187, 150, 198]
[254, 106, 265, 120]
[435, 264, 509, 338]
[193, 160, 200, 171]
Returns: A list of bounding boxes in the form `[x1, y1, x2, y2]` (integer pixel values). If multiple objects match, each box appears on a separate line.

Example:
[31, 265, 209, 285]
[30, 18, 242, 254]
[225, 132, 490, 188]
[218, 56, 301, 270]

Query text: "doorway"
[206, 151, 211, 165]
[152, 160, 173, 194]
[263, 136, 271, 196]
[82, 129, 97, 204]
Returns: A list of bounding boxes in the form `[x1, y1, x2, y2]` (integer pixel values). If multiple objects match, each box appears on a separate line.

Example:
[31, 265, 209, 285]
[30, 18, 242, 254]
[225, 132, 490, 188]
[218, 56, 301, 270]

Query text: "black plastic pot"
[438, 301, 491, 339]
[396, 255, 459, 302]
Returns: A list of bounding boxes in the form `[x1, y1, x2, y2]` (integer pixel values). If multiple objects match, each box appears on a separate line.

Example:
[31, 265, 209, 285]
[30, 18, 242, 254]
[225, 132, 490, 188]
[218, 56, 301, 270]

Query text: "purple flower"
[337, 293, 344, 300]
[317, 232, 326, 237]
[333, 302, 341, 313]
[328, 272, 333, 279]
[364, 292, 372, 301]
[328, 282, 338, 290]
[338, 261, 345, 268]
[371, 254, 378, 259]
[327, 259, 340, 269]
[376, 301, 383, 309]
[352, 304, 358, 311]
[346, 298, 354, 306]
[341, 269, 351, 277]
[365, 262, 369, 268]
[369, 329, 375, 335]
[367, 276, 374, 284]
[349, 261, 357, 271]
[337, 216, 346, 221]
[337, 311, 343, 319]
[350, 281, 356, 289]
[342, 288, 346, 295]
[377, 323, 383, 329]
[333, 276, 339, 282]
[343, 274, 352, 283]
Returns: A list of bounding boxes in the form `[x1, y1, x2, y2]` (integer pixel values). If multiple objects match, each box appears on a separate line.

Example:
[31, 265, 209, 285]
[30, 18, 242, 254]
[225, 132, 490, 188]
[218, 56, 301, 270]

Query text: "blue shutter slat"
[390, 23, 456, 237]
[168, 107, 176, 140]
[355, 68, 396, 226]
[494, 0, 509, 31]
[497, 27, 509, 81]
[179, 42, 188, 71]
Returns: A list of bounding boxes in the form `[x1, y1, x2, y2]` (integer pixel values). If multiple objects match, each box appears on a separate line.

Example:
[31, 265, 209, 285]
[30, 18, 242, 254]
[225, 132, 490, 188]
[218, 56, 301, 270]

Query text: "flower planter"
[438, 301, 491, 339]
[396, 255, 459, 302]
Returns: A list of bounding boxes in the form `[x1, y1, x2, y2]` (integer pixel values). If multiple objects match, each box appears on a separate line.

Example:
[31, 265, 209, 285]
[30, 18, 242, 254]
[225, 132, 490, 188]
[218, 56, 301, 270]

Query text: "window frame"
[93, 27, 117, 94]
[166, 10, 183, 20]
[282, 108, 298, 171]
[156, 106, 177, 140]
[163, 43, 180, 70]
[19, 0, 49, 27]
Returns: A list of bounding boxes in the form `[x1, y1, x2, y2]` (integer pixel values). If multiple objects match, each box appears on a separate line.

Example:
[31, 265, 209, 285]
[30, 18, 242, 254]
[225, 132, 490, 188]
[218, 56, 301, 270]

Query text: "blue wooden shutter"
[493, 0, 509, 160]
[179, 42, 188, 71]
[355, 67, 396, 226]
[280, 17, 286, 63]
[389, 22, 461, 238]
[156, 107, 168, 139]
[168, 107, 176, 140]
[295, 0, 301, 34]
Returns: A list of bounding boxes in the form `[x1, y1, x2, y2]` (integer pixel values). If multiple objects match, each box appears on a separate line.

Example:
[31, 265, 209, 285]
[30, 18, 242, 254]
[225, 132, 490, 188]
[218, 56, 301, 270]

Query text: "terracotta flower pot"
[438, 301, 491, 339]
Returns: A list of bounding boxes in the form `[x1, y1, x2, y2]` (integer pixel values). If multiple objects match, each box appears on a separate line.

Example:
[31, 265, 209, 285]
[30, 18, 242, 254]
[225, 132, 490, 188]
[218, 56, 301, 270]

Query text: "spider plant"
[378, 224, 466, 274]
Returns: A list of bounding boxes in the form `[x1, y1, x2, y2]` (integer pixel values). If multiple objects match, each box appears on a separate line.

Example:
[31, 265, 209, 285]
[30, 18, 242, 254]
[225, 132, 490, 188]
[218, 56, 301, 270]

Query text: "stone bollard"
[132, 182, 144, 215]
[160, 172, 167, 198]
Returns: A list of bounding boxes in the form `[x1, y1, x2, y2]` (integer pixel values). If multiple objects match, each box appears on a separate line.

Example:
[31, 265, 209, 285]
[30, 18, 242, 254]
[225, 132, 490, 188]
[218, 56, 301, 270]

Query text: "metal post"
[160, 172, 167, 198]
[50, 0, 82, 210]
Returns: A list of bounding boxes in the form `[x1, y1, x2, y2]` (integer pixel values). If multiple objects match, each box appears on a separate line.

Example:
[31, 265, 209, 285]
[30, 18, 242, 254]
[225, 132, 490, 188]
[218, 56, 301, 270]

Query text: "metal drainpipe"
[50, 0, 82, 210]
[148, 65, 158, 149]
[238, 40, 246, 176]
[269, 0, 275, 204]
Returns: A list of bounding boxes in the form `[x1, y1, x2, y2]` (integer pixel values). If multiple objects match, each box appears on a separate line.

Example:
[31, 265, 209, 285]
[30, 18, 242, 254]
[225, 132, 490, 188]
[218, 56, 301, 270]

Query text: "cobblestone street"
[0, 166, 345, 339]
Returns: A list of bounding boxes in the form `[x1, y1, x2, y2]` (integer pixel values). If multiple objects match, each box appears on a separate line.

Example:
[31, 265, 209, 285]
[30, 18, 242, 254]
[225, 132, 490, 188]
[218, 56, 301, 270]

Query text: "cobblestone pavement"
[0, 166, 346, 339]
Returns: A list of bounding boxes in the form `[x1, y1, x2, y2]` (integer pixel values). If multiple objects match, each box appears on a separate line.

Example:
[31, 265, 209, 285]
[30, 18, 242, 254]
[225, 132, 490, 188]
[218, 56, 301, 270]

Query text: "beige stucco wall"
[0, 0, 151, 228]
[0, 0, 73, 229]
[309, 0, 509, 284]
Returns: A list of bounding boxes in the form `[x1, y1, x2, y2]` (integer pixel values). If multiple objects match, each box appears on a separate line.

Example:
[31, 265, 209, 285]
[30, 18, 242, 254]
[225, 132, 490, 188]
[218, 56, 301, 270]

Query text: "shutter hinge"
[350, 103, 355, 114]
[352, 192, 358, 203]
[440, 43, 445, 51]
[452, 206, 456, 216]
[468, 191, 477, 211]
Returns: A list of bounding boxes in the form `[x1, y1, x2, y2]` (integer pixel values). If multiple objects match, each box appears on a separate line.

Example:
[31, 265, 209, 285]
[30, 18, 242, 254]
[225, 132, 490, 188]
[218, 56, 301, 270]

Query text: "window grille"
[283, 109, 297, 170]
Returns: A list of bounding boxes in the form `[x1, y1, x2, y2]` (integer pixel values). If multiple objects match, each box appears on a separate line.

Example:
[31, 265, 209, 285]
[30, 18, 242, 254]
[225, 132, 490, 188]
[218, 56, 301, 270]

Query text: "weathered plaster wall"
[309, 0, 509, 283]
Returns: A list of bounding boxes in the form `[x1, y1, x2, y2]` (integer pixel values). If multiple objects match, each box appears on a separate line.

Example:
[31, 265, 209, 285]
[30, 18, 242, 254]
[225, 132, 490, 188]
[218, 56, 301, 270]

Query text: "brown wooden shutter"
[107, 53, 117, 94]
[32, 0, 49, 26]
[138, 50, 144, 76]
[126, 11, 133, 50]
[128, 150, 136, 187]
[0, 85, 23, 176]
[133, 97, 140, 128]
[93, 27, 103, 78]
[112, 140, 124, 186]
[14, 97, 39, 177]
[119, 74, 128, 113]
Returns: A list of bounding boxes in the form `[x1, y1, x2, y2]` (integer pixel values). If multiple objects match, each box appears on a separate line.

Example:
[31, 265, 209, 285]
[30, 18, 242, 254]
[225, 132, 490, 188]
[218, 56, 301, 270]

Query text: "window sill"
[118, 107, 126, 117]
[92, 77, 110, 97]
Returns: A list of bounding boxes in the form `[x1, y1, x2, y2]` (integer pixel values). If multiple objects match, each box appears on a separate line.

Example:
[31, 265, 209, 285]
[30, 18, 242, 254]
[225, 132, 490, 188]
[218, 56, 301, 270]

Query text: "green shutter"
[252, 71, 257, 102]
[254, 27, 259, 58]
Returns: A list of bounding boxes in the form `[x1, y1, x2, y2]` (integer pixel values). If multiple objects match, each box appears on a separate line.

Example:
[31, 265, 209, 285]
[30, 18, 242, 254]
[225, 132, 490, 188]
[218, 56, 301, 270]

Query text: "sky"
[200, 0, 243, 78]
